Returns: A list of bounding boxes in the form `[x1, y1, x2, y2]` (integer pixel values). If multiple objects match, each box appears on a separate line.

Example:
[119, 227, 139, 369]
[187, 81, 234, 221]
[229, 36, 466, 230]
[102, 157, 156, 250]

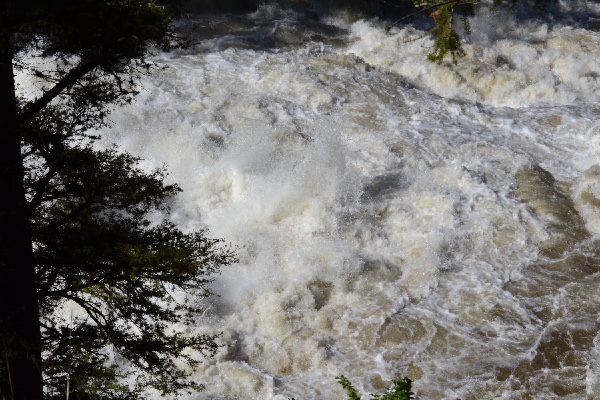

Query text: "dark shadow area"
[176, 0, 600, 53]
[175, 2, 349, 52]
[361, 173, 410, 201]
[513, 0, 600, 28]
[183, 0, 260, 14]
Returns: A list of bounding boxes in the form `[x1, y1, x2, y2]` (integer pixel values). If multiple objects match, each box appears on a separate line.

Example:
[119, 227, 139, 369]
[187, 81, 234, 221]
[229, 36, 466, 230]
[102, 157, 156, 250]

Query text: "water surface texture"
[97, 2, 600, 398]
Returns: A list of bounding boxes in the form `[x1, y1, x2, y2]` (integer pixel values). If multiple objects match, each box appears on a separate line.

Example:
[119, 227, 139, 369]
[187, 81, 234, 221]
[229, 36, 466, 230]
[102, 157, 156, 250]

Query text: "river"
[98, 1, 600, 398]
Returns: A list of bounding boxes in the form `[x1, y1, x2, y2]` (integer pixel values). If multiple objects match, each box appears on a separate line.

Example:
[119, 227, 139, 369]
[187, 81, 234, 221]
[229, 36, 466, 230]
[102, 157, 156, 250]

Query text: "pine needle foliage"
[399, 0, 553, 63]
[24, 117, 238, 398]
[2, 0, 236, 398]
[336, 375, 415, 400]
[336, 375, 362, 400]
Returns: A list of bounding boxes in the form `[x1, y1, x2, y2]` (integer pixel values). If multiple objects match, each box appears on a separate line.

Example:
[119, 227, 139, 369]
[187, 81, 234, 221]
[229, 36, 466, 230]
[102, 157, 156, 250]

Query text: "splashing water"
[95, 2, 600, 398]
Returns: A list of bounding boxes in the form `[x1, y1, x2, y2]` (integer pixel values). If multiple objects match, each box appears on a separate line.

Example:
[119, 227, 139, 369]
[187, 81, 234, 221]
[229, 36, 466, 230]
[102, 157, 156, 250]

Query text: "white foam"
[343, 10, 600, 107]
[88, 5, 600, 398]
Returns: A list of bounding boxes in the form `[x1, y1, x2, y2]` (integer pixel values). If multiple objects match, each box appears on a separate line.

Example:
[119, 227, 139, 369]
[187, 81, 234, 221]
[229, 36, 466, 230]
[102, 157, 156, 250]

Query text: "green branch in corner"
[426, 1, 475, 63]
[388, 0, 551, 63]
[336, 375, 414, 400]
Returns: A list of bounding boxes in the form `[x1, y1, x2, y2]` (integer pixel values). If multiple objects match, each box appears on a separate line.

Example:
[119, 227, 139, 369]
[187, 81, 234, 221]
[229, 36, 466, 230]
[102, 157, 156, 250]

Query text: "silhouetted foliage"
[28, 141, 237, 398]
[1, 1, 236, 398]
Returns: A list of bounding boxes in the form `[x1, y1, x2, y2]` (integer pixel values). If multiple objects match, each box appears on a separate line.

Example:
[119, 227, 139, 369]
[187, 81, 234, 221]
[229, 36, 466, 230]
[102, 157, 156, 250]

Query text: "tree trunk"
[0, 1, 43, 398]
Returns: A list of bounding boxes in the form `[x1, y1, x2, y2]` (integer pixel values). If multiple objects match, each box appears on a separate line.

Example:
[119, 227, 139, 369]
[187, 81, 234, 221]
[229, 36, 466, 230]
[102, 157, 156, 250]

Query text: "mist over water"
[97, 2, 600, 398]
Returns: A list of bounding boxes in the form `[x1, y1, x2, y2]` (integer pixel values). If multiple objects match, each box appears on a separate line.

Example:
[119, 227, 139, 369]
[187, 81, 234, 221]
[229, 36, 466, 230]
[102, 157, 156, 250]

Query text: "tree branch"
[21, 57, 102, 122]
[55, 294, 107, 327]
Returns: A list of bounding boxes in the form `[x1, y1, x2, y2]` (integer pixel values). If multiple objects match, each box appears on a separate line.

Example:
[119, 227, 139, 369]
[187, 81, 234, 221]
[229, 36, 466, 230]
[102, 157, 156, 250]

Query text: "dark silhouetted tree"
[0, 1, 236, 398]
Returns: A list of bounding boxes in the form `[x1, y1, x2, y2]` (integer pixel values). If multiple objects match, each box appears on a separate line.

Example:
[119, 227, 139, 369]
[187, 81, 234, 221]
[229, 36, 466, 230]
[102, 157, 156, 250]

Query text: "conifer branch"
[21, 59, 103, 121]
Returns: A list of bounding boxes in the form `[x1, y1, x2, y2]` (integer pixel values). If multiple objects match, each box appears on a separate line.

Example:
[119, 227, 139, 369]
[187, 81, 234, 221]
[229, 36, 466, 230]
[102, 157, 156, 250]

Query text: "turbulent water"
[95, 2, 600, 398]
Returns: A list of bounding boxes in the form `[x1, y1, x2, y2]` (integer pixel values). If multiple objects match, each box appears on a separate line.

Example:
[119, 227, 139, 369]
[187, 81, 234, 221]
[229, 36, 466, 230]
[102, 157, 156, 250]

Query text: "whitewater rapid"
[98, 2, 600, 398]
